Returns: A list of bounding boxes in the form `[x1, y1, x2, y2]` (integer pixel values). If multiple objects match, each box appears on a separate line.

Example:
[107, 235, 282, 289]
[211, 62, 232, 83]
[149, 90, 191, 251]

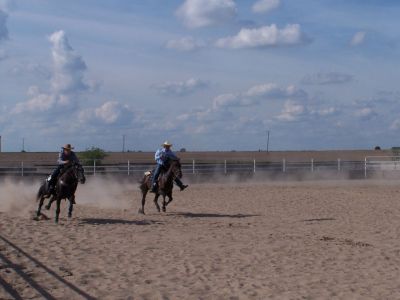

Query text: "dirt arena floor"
[1, 178, 400, 299]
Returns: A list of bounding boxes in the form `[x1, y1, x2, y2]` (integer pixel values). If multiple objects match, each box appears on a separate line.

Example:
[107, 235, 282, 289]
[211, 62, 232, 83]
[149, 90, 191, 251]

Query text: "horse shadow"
[302, 218, 336, 222]
[79, 218, 162, 226]
[168, 212, 260, 219]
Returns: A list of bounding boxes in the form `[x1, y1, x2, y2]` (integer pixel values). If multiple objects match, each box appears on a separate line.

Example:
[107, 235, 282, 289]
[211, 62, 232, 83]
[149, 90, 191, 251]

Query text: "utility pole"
[266, 130, 270, 152]
[122, 134, 126, 152]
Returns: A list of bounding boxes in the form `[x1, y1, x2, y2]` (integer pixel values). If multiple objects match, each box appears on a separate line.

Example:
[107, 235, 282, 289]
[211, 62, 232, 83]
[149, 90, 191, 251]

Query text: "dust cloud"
[75, 176, 137, 209]
[0, 178, 38, 216]
[0, 176, 140, 215]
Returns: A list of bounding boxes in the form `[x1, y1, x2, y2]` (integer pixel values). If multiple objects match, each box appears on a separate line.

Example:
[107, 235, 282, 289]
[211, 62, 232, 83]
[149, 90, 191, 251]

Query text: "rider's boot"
[179, 184, 188, 191]
[150, 183, 158, 193]
[47, 175, 56, 196]
[175, 178, 188, 191]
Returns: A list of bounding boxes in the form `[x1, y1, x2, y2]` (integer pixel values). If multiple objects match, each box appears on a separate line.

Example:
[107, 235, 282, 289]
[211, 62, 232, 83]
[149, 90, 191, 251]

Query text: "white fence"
[364, 156, 400, 178]
[0, 158, 385, 178]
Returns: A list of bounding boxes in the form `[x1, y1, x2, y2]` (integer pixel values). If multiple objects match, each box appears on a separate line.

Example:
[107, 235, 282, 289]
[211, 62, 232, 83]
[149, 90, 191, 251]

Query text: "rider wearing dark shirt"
[48, 144, 80, 194]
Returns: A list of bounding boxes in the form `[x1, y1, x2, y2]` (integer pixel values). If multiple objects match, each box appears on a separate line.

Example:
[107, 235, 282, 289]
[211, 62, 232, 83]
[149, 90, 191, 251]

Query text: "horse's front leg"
[45, 195, 55, 210]
[153, 194, 161, 212]
[162, 195, 167, 212]
[36, 195, 45, 217]
[165, 192, 173, 207]
[68, 195, 74, 218]
[55, 198, 61, 223]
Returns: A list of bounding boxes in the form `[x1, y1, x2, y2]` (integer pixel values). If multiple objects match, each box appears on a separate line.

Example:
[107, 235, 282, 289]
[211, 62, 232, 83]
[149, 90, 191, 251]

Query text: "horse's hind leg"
[68, 196, 74, 218]
[138, 190, 147, 215]
[153, 194, 161, 212]
[55, 199, 61, 223]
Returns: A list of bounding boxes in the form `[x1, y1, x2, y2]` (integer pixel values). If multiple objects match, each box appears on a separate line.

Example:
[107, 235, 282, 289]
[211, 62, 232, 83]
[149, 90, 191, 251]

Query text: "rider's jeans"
[152, 164, 162, 186]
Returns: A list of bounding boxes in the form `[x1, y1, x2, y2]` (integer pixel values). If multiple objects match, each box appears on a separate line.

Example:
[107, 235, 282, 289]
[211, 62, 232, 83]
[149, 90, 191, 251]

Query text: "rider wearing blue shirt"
[151, 141, 188, 193]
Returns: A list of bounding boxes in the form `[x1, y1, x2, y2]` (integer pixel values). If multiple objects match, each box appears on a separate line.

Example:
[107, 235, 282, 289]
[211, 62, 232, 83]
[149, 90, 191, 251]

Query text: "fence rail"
[1, 157, 398, 179]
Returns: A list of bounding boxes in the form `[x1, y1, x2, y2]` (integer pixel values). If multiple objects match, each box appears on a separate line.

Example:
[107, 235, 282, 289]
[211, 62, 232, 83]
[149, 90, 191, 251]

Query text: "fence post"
[253, 159, 256, 173]
[311, 158, 314, 172]
[192, 160, 195, 174]
[21, 161, 24, 177]
[364, 157, 367, 179]
[337, 158, 341, 172]
[283, 159, 286, 172]
[224, 160, 227, 174]
[128, 160, 130, 176]
[93, 160, 96, 176]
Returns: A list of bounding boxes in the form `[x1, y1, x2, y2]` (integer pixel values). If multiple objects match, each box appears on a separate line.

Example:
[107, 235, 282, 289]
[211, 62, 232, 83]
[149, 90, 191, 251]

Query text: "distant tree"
[78, 147, 107, 165]
[180, 148, 186, 152]
[374, 146, 381, 150]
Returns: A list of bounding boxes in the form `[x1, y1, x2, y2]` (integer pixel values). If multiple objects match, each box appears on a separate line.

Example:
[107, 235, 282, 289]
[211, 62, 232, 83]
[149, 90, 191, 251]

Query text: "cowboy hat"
[162, 141, 172, 147]
[62, 144, 74, 150]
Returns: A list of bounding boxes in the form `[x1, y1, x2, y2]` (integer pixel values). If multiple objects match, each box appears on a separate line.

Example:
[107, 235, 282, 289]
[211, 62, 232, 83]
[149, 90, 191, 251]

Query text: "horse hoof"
[138, 209, 145, 215]
[68, 214, 72, 218]
[45, 205, 51, 210]
[162, 207, 166, 212]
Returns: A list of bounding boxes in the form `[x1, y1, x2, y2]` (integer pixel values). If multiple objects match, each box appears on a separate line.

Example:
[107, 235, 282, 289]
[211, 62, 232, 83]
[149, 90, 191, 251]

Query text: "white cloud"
[79, 101, 134, 125]
[95, 101, 122, 124]
[165, 36, 205, 51]
[276, 100, 305, 121]
[13, 30, 91, 114]
[354, 107, 377, 120]
[216, 24, 304, 49]
[0, 9, 9, 43]
[154, 78, 208, 96]
[213, 93, 241, 109]
[0, 0, 16, 12]
[252, 0, 280, 14]
[49, 30, 88, 94]
[316, 107, 337, 116]
[176, 0, 237, 28]
[13, 86, 54, 113]
[350, 31, 366, 46]
[8, 62, 51, 78]
[301, 72, 353, 85]
[244, 83, 307, 99]
[212, 83, 307, 110]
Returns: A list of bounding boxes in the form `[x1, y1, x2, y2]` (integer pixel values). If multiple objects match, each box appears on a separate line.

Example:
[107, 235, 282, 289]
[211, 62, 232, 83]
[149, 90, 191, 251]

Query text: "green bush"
[78, 147, 107, 165]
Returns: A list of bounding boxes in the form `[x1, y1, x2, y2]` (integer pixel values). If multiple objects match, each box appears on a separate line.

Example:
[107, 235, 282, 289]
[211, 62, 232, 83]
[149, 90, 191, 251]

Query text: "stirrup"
[150, 184, 158, 193]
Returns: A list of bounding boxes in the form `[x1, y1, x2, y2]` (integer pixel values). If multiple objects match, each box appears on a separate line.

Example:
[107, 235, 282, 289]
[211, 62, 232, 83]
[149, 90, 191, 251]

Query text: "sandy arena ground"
[1, 178, 400, 299]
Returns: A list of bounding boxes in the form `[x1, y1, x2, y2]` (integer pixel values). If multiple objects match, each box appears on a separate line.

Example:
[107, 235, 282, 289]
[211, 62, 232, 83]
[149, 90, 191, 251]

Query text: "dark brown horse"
[139, 159, 183, 214]
[36, 162, 86, 223]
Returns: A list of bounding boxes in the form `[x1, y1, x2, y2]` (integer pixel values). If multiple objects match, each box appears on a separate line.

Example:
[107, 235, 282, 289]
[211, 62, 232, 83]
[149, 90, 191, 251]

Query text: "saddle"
[145, 165, 168, 178]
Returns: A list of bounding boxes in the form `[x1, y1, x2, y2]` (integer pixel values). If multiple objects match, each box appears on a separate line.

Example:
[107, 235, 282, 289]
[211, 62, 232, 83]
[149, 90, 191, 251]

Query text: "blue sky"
[0, 0, 399, 151]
